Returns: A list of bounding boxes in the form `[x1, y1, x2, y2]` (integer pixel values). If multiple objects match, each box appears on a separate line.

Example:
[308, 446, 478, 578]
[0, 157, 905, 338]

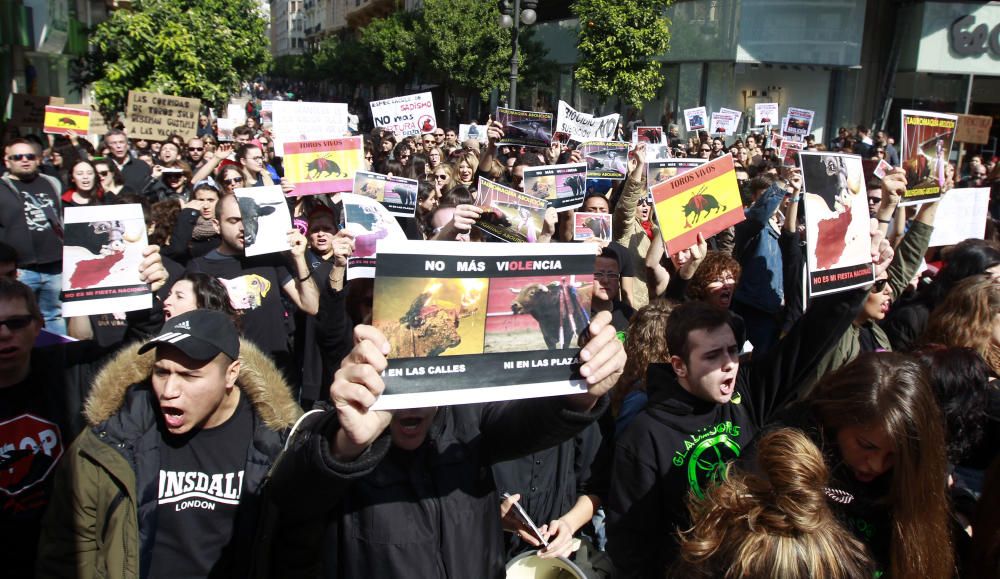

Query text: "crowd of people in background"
[1, 88, 999, 579]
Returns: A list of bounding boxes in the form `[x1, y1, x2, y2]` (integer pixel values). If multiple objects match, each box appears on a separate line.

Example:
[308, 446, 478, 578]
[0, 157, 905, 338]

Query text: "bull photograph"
[523, 162, 588, 211]
[485, 274, 593, 353]
[233, 185, 291, 256]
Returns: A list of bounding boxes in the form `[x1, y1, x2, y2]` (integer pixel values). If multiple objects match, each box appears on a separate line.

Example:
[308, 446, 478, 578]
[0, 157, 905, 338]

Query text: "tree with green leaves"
[75, 0, 270, 119]
[571, 0, 672, 108]
[360, 11, 421, 93]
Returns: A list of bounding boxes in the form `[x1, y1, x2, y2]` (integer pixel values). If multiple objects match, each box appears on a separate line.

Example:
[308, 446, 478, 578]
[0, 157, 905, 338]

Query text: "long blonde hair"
[674, 428, 874, 579]
[921, 274, 1000, 360]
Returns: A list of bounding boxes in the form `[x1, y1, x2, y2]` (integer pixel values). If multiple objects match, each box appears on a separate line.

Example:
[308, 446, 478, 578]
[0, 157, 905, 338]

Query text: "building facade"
[270, 0, 306, 56]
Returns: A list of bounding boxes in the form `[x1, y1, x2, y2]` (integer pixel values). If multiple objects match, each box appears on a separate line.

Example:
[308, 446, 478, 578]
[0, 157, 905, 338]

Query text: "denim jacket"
[733, 183, 785, 314]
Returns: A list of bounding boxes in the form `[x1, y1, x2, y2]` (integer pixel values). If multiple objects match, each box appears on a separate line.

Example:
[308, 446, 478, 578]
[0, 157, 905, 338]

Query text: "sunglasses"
[223, 177, 244, 185]
[638, 199, 652, 206]
[188, 147, 204, 152]
[868, 197, 882, 204]
[434, 174, 449, 181]
[594, 272, 621, 281]
[700, 148, 710, 152]
[98, 170, 110, 176]
[0, 315, 35, 331]
[7, 153, 37, 161]
[870, 278, 890, 293]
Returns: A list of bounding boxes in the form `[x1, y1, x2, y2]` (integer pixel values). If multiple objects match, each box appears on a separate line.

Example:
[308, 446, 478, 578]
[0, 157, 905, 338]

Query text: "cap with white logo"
[138, 309, 240, 361]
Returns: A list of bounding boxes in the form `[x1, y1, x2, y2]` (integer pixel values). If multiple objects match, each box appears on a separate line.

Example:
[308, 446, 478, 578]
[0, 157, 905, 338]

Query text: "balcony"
[345, 0, 397, 29]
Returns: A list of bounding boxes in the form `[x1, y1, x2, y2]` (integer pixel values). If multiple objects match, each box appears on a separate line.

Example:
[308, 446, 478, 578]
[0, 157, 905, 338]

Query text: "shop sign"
[950, 14, 1000, 57]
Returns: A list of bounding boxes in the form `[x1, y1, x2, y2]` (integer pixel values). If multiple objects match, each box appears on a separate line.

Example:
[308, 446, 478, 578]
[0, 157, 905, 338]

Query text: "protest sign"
[226, 103, 247, 125]
[684, 107, 707, 132]
[43, 106, 90, 136]
[459, 123, 489, 144]
[647, 158, 707, 187]
[719, 107, 743, 132]
[574, 212, 612, 241]
[778, 138, 806, 167]
[353, 170, 419, 217]
[125, 91, 200, 140]
[60, 104, 108, 137]
[7, 94, 64, 128]
[754, 103, 779, 127]
[61, 204, 151, 317]
[555, 100, 619, 140]
[928, 187, 990, 247]
[270, 100, 349, 156]
[900, 110, 958, 206]
[370, 92, 436, 138]
[233, 186, 291, 257]
[260, 100, 274, 130]
[783, 107, 814, 137]
[710, 111, 736, 135]
[522, 162, 588, 211]
[633, 126, 664, 144]
[496, 107, 553, 148]
[798, 151, 874, 296]
[216, 117, 236, 142]
[283, 136, 364, 196]
[580, 141, 630, 180]
[475, 179, 548, 242]
[370, 240, 596, 410]
[862, 159, 893, 183]
[651, 154, 745, 254]
[955, 114, 993, 145]
[340, 193, 407, 280]
[646, 144, 673, 161]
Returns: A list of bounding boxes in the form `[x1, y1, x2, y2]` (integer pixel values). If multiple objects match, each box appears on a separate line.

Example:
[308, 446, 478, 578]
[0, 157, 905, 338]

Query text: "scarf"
[191, 216, 218, 240]
[640, 219, 654, 239]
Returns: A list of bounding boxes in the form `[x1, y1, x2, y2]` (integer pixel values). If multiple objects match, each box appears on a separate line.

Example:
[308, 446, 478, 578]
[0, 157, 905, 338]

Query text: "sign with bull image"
[651, 154, 745, 254]
[475, 179, 548, 243]
[370, 240, 596, 410]
[574, 212, 612, 242]
[496, 107, 554, 149]
[522, 162, 588, 211]
[43, 105, 90, 136]
[352, 170, 419, 217]
[233, 185, 292, 257]
[283, 136, 365, 196]
[580, 140, 630, 180]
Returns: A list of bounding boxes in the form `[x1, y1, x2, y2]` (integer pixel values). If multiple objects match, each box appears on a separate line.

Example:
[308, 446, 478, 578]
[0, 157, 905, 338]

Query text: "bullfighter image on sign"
[900, 109, 957, 206]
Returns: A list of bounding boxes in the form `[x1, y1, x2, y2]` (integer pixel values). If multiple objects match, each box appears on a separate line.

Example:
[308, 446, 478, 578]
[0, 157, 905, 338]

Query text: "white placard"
[370, 92, 437, 138]
[928, 187, 990, 247]
[754, 103, 779, 127]
[459, 123, 489, 144]
[555, 100, 619, 140]
[270, 101, 349, 156]
[233, 185, 292, 257]
[226, 103, 246, 126]
[683, 106, 707, 133]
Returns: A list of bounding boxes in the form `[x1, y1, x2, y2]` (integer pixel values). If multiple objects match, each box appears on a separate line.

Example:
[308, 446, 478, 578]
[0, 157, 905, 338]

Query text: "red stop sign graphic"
[0, 414, 64, 496]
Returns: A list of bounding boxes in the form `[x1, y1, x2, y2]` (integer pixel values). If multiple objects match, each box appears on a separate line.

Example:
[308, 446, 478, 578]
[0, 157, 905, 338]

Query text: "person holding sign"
[267, 311, 625, 578]
[613, 143, 659, 310]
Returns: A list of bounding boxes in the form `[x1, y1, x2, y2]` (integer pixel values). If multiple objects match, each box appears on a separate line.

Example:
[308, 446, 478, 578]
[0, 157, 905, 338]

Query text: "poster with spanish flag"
[282, 136, 364, 197]
[43, 105, 90, 136]
[651, 153, 745, 254]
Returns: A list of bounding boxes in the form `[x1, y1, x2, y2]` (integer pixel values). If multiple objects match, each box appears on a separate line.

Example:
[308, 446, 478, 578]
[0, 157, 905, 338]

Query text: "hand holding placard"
[570, 311, 626, 411]
[138, 245, 169, 293]
[330, 325, 394, 461]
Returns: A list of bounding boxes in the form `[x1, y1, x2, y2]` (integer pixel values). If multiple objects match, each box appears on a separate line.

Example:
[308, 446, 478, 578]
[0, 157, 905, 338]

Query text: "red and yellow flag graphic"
[43, 106, 91, 136]
[651, 153, 745, 254]
[283, 136, 364, 196]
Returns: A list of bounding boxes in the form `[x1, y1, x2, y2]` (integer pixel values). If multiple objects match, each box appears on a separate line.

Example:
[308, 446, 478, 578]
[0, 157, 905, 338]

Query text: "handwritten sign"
[126, 91, 200, 140]
[371, 92, 437, 138]
[955, 114, 993, 145]
[556, 100, 619, 140]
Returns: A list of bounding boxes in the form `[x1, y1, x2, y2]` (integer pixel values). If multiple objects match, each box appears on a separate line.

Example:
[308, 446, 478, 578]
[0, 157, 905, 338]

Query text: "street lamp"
[499, 0, 538, 107]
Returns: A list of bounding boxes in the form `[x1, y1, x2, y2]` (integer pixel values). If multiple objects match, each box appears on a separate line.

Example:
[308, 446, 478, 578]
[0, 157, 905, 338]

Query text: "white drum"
[505, 551, 588, 579]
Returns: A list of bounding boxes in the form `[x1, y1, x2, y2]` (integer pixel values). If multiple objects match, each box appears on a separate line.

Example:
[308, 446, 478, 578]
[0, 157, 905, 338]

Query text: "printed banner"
[555, 100, 619, 140]
[711, 111, 737, 136]
[928, 187, 990, 247]
[633, 126, 664, 144]
[270, 100, 349, 156]
[900, 109, 958, 206]
[60, 204, 151, 317]
[475, 179, 548, 243]
[341, 193, 407, 280]
[782, 107, 815, 137]
[798, 151, 874, 296]
[283, 136, 364, 196]
[216, 117, 236, 142]
[684, 107, 707, 132]
[496, 107, 553, 148]
[574, 212, 612, 241]
[651, 154, 745, 254]
[43, 105, 90, 136]
[353, 170, 419, 217]
[233, 185, 291, 257]
[370, 240, 596, 410]
[647, 158, 707, 188]
[125, 91, 200, 140]
[719, 107, 743, 133]
[459, 123, 489, 144]
[60, 104, 108, 137]
[754, 103, 779, 127]
[370, 92, 436, 138]
[522, 162, 588, 211]
[580, 141, 630, 180]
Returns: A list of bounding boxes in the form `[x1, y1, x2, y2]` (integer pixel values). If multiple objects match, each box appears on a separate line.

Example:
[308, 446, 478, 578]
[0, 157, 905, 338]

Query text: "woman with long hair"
[921, 274, 1000, 373]
[673, 428, 874, 579]
[162, 272, 238, 321]
[93, 158, 134, 201]
[611, 300, 672, 433]
[801, 352, 953, 578]
[451, 150, 479, 188]
[62, 160, 104, 207]
[218, 164, 246, 196]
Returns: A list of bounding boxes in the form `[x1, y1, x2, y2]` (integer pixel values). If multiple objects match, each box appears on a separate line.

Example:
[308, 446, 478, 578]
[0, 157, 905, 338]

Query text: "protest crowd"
[2, 79, 999, 579]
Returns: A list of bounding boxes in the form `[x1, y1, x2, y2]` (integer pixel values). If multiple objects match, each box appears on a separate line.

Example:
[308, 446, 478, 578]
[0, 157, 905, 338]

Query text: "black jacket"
[606, 288, 866, 578]
[269, 395, 609, 578]
[0, 173, 63, 267]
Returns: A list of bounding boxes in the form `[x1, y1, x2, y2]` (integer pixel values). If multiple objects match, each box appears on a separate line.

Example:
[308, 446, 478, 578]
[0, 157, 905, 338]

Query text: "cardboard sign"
[651, 154, 745, 254]
[496, 107, 553, 149]
[684, 107, 707, 132]
[955, 114, 993, 145]
[282, 136, 364, 196]
[647, 158, 707, 188]
[475, 179, 548, 243]
[783, 107, 815, 137]
[580, 141, 630, 180]
[370, 92, 436, 138]
[522, 162, 588, 211]
[260, 100, 274, 130]
[340, 193, 407, 280]
[900, 110, 958, 206]
[555, 100, 619, 140]
[928, 187, 990, 247]
[7, 94, 64, 128]
[798, 151, 874, 296]
[352, 170, 419, 217]
[754, 103, 779, 127]
[233, 185, 292, 257]
[574, 212, 612, 241]
[60, 204, 151, 317]
[370, 240, 596, 410]
[271, 100, 349, 156]
[43, 106, 90, 136]
[125, 91, 200, 140]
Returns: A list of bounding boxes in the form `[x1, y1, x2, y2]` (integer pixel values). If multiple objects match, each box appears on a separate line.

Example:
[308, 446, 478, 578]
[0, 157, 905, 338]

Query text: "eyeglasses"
[870, 278, 890, 293]
[434, 132, 444, 137]
[6, 153, 37, 161]
[868, 196, 882, 204]
[188, 147, 204, 152]
[700, 148, 710, 152]
[594, 272, 620, 281]
[98, 170, 110, 177]
[434, 174, 449, 181]
[0, 315, 35, 331]
[223, 177, 244, 185]
[637, 199, 652, 206]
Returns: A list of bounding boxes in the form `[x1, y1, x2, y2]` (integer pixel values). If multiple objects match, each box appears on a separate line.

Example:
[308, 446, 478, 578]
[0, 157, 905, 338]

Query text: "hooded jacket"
[37, 339, 302, 579]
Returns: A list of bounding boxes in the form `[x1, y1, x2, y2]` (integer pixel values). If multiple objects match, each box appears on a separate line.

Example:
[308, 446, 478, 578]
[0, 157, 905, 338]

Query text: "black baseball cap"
[138, 310, 240, 361]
